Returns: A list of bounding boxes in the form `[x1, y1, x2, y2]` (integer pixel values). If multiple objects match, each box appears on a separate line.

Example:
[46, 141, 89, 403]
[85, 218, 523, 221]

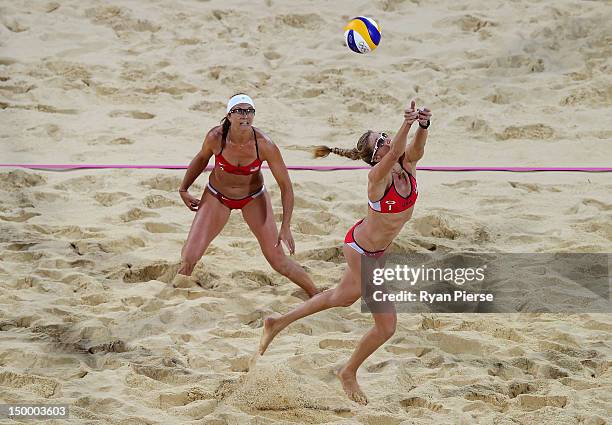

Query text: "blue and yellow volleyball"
[344, 16, 381, 54]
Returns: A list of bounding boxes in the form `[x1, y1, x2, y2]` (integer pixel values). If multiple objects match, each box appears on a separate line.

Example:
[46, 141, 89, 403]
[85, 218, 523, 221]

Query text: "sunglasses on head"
[230, 107, 256, 116]
[371, 132, 388, 163]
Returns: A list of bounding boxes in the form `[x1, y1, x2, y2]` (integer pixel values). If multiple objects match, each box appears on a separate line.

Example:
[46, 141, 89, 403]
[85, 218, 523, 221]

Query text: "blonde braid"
[312, 130, 375, 164]
[332, 147, 360, 160]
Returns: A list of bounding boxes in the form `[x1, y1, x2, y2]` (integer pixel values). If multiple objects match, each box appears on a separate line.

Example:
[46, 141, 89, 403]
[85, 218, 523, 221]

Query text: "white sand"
[1, 0, 611, 423]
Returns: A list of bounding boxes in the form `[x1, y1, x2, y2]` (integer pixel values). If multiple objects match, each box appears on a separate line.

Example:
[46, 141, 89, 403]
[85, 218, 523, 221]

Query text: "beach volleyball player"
[175, 93, 319, 297]
[259, 100, 432, 404]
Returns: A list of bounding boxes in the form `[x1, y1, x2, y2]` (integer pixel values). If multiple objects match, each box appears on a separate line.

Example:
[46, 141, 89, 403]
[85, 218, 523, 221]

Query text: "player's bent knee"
[268, 254, 290, 276]
[331, 291, 360, 307]
[377, 318, 397, 340]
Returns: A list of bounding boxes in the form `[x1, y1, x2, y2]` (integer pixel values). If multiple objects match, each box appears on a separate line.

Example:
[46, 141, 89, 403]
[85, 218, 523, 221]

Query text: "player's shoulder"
[207, 125, 224, 140]
[201, 125, 224, 153]
[253, 127, 275, 148]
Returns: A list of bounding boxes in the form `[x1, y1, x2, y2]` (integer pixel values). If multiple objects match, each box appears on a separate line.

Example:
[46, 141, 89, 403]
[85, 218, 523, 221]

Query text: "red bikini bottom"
[344, 219, 388, 258]
[206, 182, 265, 210]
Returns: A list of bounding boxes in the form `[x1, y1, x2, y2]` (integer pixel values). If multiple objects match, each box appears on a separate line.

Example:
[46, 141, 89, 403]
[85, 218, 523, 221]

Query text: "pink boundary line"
[0, 164, 611, 172]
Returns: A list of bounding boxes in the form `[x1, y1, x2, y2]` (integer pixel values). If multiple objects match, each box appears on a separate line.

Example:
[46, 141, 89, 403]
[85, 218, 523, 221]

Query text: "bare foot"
[336, 367, 368, 405]
[259, 316, 281, 355]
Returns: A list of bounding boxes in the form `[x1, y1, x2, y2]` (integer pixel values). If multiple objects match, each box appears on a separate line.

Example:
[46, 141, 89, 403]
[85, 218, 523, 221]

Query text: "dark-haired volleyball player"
[176, 93, 318, 297]
[259, 100, 431, 404]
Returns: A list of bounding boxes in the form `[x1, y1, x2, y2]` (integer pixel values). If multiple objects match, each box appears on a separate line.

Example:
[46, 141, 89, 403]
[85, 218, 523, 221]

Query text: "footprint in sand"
[0, 170, 46, 191]
[131, 364, 197, 386]
[460, 384, 509, 411]
[25, 123, 62, 141]
[411, 214, 460, 240]
[496, 124, 554, 140]
[319, 339, 358, 350]
[108, 110, 155, 119]
[140, 175, 194, 192]
[94, 192, 131, 206]
[454, 14, 496, 32]
[6, 241, 38, 251]
[122, 261, 179, 284]
[489, 55, 545, 73]
[237, 310, 268, 328]
[296, 246, 344, 263]
[2, 17, 29, 33]
[119, 208, 159, 222]
[263, 50, 282, 61]
[228, 240, 258, 249]
[442, 180, 479, 189]
[0, 211, 40, 222]
[365, 360, 392, 373]
[509, 357, 539, 376]
[273, 13, 322, 30]
[508, 181, 546, 192]
[71, 235, 145, 255]
[87, 339, 131, 354]
[167, 399, 218, 420]
[189, 100, 225, 113]
[581, 198, 612, 211]
[170, 270, 220, 290]
[295, 211, 339, 236]
[80, 293, 111, 306]
[142, 194, 178, 208]
[230, 270, 275, 288]
[507, 381, 537, 398]
[400, 396, 444, 413]
[108, 137, 134, 145]
[144, 222, 182, 233]
[483, 87, 525, 105]
[85, 6, 161, 35]
[0, 370, 59, 398]
[377, 0, 417, 12]
[427, 332, 492, 356]
[566, 198, 612, 214]
[2, 69, 30, 88]
[53, 175, 105, 193]
[158, 387, 214, 409]
[517, 394, 567, 411]
[453, 116, 492, 135]
[1, 102, 78, 114]
[4, 250, 45, 263]
[561, 85, 611, 107]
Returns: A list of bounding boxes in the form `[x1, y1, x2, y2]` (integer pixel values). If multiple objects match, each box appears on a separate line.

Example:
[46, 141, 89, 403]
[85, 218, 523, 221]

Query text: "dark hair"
[313, 131, 375, 165]
[220, 92, 249, 142]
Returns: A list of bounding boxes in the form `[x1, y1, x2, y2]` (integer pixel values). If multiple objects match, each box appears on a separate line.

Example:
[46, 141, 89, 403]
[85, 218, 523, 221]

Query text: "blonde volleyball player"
[259, 100, 431, 404]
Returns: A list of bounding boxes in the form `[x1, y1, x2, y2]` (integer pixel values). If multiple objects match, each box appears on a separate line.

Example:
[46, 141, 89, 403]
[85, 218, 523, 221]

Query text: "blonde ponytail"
[334, 147, 361, 160]
[313, 145, 332, 158]
[312, 130, 375, 165]
[313, 145, 361, 160]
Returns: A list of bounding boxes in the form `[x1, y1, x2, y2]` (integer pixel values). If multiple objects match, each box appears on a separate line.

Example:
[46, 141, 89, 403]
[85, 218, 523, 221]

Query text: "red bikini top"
[368, 159, 418, 214]
[215, 128, 263, 176]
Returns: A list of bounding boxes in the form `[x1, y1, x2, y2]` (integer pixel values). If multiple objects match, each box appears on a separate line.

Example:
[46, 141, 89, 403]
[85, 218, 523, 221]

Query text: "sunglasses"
[371, 132, 388, 163]
[229, 107, 256, 116]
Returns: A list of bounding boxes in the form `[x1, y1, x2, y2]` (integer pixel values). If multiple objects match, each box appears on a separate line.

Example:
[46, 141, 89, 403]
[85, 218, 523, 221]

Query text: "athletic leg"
[337, 310, 397, 405]
[177, 191, 231, 276]
[259, 245, 363, 354]
[241, 191, 318, 297]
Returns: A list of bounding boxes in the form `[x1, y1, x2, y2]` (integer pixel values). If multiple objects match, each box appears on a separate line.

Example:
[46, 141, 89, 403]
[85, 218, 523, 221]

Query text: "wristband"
[419, 120, 430, 129]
